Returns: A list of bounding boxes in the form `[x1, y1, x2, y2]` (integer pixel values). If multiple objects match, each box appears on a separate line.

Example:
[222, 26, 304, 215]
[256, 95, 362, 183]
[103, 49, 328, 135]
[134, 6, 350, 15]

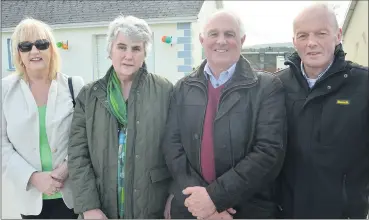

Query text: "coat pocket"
[148, 167, 172, 217]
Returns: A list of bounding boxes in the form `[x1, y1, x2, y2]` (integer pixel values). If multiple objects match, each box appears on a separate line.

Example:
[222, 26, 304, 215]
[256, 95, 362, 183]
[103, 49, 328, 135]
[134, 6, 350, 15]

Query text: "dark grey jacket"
[163, 56, 287, 219]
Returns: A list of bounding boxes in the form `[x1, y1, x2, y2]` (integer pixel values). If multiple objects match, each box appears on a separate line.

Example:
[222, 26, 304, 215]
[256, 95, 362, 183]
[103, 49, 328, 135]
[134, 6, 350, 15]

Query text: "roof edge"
[342, 0, 358, 36]
[1, 16, 198, 33]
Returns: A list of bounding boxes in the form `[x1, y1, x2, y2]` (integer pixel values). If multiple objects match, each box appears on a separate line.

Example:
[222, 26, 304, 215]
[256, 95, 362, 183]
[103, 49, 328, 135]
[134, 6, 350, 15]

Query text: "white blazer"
[2, 72, 84, 215]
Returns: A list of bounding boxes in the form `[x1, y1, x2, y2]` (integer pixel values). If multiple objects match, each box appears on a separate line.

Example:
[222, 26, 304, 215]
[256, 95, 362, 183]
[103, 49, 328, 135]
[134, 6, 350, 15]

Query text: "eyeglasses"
[18, 39, 50, 52]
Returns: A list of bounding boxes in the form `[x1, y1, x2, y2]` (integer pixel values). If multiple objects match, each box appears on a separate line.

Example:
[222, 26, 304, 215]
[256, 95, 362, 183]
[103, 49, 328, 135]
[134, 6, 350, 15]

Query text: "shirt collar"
[300, 60, 334, 81]
[204, 62, 237, 79]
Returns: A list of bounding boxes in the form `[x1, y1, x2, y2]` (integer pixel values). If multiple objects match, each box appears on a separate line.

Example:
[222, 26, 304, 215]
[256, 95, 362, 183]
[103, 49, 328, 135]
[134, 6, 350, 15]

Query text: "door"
[96, 34, 111, 79]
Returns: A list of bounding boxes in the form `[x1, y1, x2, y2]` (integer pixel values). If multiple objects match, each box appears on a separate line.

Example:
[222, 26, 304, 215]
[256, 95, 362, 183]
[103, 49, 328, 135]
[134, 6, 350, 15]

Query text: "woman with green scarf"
[67, 15, 173, 219]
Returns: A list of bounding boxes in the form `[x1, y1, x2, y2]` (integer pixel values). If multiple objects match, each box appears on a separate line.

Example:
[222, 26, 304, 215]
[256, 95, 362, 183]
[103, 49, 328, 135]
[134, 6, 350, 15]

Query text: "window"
[7, 38, 15, 70]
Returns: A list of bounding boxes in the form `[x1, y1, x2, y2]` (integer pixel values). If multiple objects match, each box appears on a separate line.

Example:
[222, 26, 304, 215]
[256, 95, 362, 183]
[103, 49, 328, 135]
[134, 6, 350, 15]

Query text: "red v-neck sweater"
[201, 80, 224, 184]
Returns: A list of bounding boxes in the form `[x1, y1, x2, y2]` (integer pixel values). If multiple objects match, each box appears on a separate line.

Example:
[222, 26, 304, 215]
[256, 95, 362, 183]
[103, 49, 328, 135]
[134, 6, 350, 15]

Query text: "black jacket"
[162, 56, 287, 219]
[276, 44, 369, 218]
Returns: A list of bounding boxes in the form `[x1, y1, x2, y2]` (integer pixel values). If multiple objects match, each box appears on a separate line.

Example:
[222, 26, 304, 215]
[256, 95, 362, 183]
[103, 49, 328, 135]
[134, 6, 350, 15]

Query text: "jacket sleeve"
[68, 87, 101, 213]
[162, 83, 207, 201]
[2, 99, 37, 192]
[206, 76, 287, 212]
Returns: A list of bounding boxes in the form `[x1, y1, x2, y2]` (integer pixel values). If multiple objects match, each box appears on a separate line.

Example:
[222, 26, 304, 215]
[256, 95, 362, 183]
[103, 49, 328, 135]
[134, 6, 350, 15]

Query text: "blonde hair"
[11, 18, 61, 80]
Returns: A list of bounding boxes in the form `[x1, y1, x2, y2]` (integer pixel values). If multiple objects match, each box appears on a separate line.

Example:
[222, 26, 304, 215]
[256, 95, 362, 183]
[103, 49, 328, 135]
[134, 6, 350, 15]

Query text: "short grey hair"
[201, 9, 245, 38]
[107, 15, 152, 57]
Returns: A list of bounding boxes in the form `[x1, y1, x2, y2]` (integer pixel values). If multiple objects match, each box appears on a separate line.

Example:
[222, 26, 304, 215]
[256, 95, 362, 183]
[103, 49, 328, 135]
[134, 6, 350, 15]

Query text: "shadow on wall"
[351, 31, 367, 64]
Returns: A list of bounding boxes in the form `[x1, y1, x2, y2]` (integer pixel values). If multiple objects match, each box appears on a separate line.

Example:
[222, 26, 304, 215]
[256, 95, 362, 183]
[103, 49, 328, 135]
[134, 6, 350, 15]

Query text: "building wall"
[191, 0, 219, 68]
[241, 52, 292, 72]
[176, 22, 193, 77]
[342, 0, 368, 66]
[2, 23, 184, 84]
[2, 32, 13, 78]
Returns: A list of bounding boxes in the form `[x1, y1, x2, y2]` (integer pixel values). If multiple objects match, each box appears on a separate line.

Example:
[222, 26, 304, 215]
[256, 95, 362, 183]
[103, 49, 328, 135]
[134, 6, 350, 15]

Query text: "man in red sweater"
[162, 9, 286, 219]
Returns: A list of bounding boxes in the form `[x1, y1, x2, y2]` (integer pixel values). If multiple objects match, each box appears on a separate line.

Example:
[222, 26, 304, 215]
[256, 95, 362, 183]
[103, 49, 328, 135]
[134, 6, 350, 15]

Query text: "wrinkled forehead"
[17, 23, 49, 43]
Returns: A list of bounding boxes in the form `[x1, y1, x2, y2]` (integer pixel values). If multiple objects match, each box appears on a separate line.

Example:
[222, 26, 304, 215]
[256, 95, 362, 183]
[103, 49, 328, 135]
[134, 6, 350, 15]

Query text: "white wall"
[148, 23, 179, 83]
[2, 32, 14, 78]
[192, 0, 219, 67]
[342, 0, 368, 66]
[2, 23, 180, 84]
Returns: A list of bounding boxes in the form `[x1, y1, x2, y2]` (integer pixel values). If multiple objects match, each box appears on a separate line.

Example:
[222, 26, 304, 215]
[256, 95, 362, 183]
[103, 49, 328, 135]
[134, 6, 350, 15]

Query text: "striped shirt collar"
[300, 60, 333, 87]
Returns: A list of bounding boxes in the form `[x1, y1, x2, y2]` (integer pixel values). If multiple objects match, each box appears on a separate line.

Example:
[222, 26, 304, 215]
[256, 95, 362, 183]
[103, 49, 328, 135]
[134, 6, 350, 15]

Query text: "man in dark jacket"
[276, 3, 369, 219]
[162, 10, 287, 219]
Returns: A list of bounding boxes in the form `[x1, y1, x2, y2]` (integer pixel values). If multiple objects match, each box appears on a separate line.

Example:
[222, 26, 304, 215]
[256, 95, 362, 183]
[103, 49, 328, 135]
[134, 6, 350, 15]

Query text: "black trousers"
[21, 198, 78, 219]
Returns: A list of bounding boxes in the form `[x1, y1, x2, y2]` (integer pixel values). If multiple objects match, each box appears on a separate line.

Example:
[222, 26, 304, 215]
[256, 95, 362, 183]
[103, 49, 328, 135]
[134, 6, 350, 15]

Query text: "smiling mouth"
[214, 49, 228, 53]
[123, 63, 134, 67]
[30, 57, 43, 62]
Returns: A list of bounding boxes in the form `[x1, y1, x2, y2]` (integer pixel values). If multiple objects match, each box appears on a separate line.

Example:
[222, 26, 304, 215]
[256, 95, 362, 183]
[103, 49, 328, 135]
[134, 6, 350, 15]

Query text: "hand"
[51, 161, 68, 183]
[203, 210, 234, 220]
[183, 186, 216, 219]
[83, 209, 108, 219]
[164, 194, 174, 219]
[30, 172, 63, 195]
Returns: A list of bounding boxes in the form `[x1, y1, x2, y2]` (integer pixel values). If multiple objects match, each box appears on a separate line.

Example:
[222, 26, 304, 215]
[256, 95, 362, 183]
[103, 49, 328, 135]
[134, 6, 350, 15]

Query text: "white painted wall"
[342, 0, 368, 66]
[147, 23, 179, 83]
[2, 32, 14, 79]
[192, 0, 219, 67]
[2, 23, 180, 84]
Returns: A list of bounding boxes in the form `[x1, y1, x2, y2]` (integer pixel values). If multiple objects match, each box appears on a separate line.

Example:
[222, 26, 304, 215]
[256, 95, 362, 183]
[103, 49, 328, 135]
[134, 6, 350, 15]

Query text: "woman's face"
[18, 35, 51, 75]
[110, 32, 145, 79]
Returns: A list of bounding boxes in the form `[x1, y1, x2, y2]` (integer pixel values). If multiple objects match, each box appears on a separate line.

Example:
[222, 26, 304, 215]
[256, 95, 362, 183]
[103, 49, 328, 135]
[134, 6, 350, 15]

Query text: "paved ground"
[2, 178, 21, 219]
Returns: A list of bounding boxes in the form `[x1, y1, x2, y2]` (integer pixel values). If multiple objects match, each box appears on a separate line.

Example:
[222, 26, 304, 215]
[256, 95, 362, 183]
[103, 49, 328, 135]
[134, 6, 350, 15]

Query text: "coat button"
[136, 120, 140, 124]
[327, 85, 331, 90]
[93, 87, 97, 90]
[135, 155, 140, 159]
[194, 134, 199, 139]
[52, 148, 57, 153]
[344, 74, 348, 78]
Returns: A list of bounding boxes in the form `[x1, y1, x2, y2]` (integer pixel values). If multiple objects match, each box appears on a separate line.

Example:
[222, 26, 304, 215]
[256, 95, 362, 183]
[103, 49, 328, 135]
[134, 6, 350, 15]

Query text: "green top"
[38, 106, 62, 200]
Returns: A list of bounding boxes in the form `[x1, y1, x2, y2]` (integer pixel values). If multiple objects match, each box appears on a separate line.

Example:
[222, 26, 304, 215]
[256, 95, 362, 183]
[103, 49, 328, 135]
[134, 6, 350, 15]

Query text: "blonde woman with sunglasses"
[2, 18, 84, 219]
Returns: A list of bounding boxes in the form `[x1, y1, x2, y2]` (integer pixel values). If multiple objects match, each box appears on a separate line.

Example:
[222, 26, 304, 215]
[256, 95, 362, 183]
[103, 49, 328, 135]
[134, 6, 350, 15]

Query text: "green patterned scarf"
[107, 69, 127, 127]
[107, 68, 127, 218]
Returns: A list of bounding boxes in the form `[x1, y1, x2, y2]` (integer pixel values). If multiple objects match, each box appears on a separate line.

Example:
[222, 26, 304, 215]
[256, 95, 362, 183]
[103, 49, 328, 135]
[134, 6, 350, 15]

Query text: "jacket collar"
[91, 62, 148, 113]
[187, 55, 258, 87]
[95, 62, 148, 92]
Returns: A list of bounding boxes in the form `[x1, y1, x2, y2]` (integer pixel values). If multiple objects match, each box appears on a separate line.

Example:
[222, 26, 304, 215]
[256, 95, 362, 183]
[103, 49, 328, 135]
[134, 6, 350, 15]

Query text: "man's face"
[200, 13, 245, 69]
[293, 9, 342, 69]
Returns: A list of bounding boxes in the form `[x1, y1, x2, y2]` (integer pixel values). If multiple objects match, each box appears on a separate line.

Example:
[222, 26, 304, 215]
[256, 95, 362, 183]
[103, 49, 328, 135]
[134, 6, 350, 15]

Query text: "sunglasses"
[18, 39, 50, 52]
